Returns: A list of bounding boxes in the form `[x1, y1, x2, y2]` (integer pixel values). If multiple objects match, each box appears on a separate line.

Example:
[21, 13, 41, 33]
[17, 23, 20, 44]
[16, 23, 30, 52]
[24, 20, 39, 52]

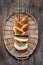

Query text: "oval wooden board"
[2, 11, 38, 60]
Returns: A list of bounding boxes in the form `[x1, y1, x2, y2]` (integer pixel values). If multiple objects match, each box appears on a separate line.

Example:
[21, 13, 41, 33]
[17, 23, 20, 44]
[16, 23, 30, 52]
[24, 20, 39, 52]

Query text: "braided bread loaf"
[13, 16, 32, 36]
[13, 16, 32, 50]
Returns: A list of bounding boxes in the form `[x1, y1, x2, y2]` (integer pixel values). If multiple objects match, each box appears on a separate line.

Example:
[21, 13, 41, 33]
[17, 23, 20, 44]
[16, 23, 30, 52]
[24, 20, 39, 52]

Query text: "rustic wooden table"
[0, 0, 43, 65]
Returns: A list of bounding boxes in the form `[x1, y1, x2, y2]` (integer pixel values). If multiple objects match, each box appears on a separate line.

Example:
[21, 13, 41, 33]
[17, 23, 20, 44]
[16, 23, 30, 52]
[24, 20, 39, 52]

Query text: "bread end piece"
[14, 42, 28, 50]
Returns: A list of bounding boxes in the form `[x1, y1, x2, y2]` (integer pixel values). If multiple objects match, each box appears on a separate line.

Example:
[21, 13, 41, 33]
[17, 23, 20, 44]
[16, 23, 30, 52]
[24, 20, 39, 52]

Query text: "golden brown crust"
[22, 24, 28, 31]
[21, 31, 29, 36]
[15, 27, 23, 34]
[13, 16, 31, 36]
[21, 16, 28, 24]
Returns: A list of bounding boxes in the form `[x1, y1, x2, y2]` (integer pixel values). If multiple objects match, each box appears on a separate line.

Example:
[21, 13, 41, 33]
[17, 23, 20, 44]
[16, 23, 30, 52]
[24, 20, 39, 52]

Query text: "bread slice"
[14, 36, 28, 42]
[14, 38, 28, 46]
[14, 42, 28, 50]
[14, 36, 28, 50]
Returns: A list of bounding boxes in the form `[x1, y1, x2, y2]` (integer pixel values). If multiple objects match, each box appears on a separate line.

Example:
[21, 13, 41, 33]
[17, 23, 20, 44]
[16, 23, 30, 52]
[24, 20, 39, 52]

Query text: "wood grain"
[0, 0, 43, 65]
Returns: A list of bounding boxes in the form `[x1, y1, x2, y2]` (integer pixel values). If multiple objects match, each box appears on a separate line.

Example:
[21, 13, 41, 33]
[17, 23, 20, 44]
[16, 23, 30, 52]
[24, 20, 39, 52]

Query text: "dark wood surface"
[0, 0, 43, 65]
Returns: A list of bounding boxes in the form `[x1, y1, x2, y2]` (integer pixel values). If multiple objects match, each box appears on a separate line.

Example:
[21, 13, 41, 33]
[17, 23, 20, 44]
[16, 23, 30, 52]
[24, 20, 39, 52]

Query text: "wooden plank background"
[0, 0, 43, 65]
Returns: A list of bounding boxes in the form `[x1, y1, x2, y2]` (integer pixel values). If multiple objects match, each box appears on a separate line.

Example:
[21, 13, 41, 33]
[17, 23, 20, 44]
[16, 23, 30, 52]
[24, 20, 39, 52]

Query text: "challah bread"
[13, 15, 32, 50]
[14, 39, 26, 46]
[13, 16, 29, 36]
[22, 24, 28, 31]
[14, 36, 28, 42]
[14, 42, 28, 50]
[14, 17, 22, 27]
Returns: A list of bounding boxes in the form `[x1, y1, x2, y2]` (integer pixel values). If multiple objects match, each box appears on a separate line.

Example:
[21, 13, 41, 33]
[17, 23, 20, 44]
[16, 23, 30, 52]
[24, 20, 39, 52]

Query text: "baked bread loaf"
[13, 16, 30, 36]
[13, 15, 32, 50]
